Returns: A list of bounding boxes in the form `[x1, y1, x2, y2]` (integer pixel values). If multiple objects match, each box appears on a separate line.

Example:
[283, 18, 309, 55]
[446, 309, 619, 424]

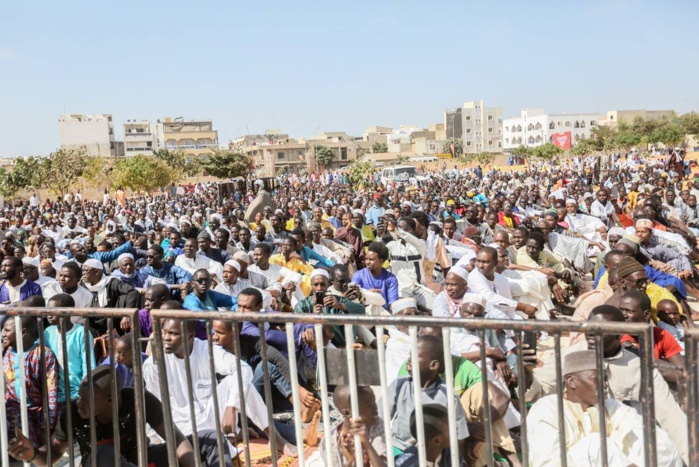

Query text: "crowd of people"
[1, 150, 697, 465]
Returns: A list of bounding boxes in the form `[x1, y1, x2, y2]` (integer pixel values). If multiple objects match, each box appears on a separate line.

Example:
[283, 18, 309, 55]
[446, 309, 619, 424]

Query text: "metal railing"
[0, 307, 693, 466]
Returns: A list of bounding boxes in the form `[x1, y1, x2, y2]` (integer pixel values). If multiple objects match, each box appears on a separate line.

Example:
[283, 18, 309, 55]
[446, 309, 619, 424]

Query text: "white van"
[380, 165, 424, 186]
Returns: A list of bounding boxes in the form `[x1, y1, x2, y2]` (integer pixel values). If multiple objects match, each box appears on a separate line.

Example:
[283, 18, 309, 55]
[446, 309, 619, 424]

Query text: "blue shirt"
[183, 290, 237, 311]
[300, 245, 335, 268]
[44, 324, 94, 402]
[365, 204, 386, 227]
[140, 263, 193, 286]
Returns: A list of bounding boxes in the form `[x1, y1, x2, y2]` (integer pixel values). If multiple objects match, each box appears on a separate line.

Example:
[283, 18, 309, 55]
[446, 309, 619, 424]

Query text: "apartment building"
[162, 118, 219, 156]
[598, 109, 675, 127]
[444, 100, 503, 154]
[502, 109, 598, 150]
[123, 120, 162, 157]
[58, 113, 117, 156]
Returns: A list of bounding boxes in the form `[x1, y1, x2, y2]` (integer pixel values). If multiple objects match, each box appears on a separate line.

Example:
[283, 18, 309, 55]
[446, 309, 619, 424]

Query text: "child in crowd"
[101, 333, 148, 388]
[395, 404, 462, 466]
[44, 293, 95, 402]
[656, 298, 686, 351]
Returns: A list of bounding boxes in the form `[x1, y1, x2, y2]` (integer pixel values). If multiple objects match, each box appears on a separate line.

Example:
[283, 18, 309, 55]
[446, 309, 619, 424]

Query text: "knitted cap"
[563, 350, 597, 376]
[615, 257, 644, 279]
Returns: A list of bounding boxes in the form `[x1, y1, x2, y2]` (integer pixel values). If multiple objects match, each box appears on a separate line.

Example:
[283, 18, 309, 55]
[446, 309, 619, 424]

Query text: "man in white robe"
[527, 349, 681, 467]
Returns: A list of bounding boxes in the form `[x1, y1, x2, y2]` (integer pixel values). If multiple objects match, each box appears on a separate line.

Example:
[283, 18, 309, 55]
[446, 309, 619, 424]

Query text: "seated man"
[9, 366, 198, 467]
[351, 242, 400, 311]
[656, 299, 686, 351]
[382, 334, 470, 456]
[516, 231, 574, 305]
[213, 260, 272, 309]
[528, 305, 690, 463]
[294, 269, 365, 347]
[140, 245, 192, 296]
[43, 263, 94, 309]
[527, 350, 682, 466]
[175, 238, 223, 284]
[0, 256, 42, 304]
[183, 269, 236, 311]
[82, 258, 141, 309]
[110, 253, 148, 289]
[143, 318, 296, 458]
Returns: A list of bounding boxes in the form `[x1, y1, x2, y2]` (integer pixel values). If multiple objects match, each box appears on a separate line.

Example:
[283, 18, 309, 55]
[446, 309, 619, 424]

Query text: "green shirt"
[294, 294, 365, 347]
[397, 356, 481, 396]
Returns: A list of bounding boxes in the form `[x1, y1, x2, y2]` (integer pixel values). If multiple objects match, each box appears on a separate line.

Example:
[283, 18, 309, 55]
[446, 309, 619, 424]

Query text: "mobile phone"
[523, 331, 537, 354]
[314, 291, 326, 305]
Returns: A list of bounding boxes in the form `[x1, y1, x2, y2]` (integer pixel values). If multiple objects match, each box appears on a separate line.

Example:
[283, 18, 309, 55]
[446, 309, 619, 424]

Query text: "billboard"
[553, 132, 571, 150]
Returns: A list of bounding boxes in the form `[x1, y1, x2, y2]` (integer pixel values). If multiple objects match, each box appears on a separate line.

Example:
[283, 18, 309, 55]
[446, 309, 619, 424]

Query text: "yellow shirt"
[597, 271, 681, 321]
[269, 254, 312, 296]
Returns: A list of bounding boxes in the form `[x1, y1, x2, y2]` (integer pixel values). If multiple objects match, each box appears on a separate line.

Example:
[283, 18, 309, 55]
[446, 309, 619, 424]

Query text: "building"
[598, 109, 675, 127]
[502, 109, 599, 150]
[444, 100, 503, 154]
[235, 130, 371, 176]
[58, 114, 117, 156]
[162, 118, 219, 156]
[123, 120, 163, 157]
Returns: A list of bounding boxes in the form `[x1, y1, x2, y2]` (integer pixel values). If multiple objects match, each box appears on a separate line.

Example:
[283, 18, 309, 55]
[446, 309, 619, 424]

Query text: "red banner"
[553, 132, 571, 150]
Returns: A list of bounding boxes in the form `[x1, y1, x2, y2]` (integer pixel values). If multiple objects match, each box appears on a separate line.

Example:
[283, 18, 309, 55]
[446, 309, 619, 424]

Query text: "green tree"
[587, 125, 619, 154]
[396, 154, 410, 165]
[314, 145, 335, 167]
[475, 152, 496, 166]
[371, 142, 388, 153]
[649, 119, 684, 148]
[530, 143, 563, 160]
[347, 161, 376, 188]
[82, 156, 114, 189]
[679, 112, 699, 140]
[153, 149, 200, 182]
[201, 150, 254, 179]
[112, 155, 172, 193]
[511, 145, 531, 159]
[356, 147, 370, 160]
[570, 139, 597, 157]
[38, 149, 89, 198]
[614, 122, 642, 152]
[442, 139, 464, 158]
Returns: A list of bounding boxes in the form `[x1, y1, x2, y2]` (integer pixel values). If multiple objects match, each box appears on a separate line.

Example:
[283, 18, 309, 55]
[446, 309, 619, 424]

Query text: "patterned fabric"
[4, 342, 61, 448]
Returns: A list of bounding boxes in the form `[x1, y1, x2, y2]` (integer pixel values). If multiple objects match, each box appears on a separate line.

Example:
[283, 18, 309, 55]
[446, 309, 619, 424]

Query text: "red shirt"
[620, 327, 682, 360]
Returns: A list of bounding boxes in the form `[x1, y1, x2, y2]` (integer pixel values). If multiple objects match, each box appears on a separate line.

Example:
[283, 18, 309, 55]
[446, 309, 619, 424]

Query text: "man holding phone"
[293, 269, 365, 347]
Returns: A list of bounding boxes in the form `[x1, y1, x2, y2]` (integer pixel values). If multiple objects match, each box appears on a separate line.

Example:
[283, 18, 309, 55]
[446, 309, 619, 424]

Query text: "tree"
[511, 145, 531, 159]
[570, 139, 597, 157]
[442, 139, 464, 158]
[153, 149, 200, 182]
[112, 155, 172, 193]
[679, 112, 699, 140]
[614, 122, 641, 152]
[347, 161, 376, 188]
[475, 152, 496, 166]
[82, 156, 114, 189]
[200, 150, 254, 179]
[314, 145, 335, 167]
[356, 147, 370, 160]
[371, 142, 388, 153]
[530, 143, 563, 160]
[587, 125, 619, 154]
[396, 154, 410, 165]
[649, 119, 684, 148]
[38, 149, 89, 198]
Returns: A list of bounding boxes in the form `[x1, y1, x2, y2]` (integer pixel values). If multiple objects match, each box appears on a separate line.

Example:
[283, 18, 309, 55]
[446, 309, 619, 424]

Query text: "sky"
[1, 0, 698, 157]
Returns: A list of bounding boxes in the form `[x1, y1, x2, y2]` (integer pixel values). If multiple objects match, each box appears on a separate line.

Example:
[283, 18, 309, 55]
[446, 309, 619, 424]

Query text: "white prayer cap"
[563, 350, 597, 376]
[462, 293, 486, 308]
[117, 253, 134, 263]
[281, 272, 302, 286]
[310, 269, 330, 281]
[635, 219, 653, 230]
[391, 298, 417, 314]
[402, 201, 412, 207]
[224, 260, 241, 272]
[352, 209, 364, 216]
[178, 216, 192, 226]
[83, 258, 103, 270]
[166, 222, 178, 230]
[565, 198, 577, 205]
[608, 227, 626, 238]
[583, 192, 593, 200]
[233, 251, 251, 264]
[324, 200, 333, 206]
[448, 267, 469, 283]
[22, 256, 40, 268]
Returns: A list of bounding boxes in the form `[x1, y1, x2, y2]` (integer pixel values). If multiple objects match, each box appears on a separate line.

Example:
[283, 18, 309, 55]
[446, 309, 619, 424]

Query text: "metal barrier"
[0, 307, 691, 466]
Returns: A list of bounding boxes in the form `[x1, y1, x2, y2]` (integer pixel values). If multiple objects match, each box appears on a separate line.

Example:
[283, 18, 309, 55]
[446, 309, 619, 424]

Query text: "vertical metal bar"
[258, 324, 277, 465]
[375, 325, 395, 467]
[130, 314, 148, 467]
[441, 327, 459, 467]
[515, 330, 529, 467]
[180, 321, 202, 467]
[232, 323, 251, 465]
[593, 334, 608, 467]
[106, 320, 120, 467]
[285, 323, 305, 466]
[82, 316, 97, 467]
[314, 324, 334, 467]
[0, 318, 8, 467]
[408, 326, 427, 465]
[686, 332, 699, 467]
[151, 317, 179, 466]
[343, 323, 363, 464]
[14, 316, 30, 467]
[478, 330, 494, 467]
[60, 317, 75, 467]
[638, 326, 657, 467]
[205, 321, 226, 467]
[554, 333, 567, 467]
[37, 318, 52, 467]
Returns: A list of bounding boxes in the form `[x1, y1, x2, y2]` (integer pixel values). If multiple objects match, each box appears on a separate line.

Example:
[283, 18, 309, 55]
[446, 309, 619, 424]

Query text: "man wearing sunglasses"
[183, 269, 237, 312]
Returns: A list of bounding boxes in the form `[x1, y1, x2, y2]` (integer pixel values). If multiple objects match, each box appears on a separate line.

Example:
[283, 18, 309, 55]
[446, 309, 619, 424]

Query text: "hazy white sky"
[1, 0, 697, 157]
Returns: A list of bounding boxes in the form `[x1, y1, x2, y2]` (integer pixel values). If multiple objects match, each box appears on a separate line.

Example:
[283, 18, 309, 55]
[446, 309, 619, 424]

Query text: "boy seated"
[102, 333, 148, 388]
[395, 404, 461, 466]
[44, 293, 95, 402]
[382, 335, 470, 457]
[656, 298, 686, 352]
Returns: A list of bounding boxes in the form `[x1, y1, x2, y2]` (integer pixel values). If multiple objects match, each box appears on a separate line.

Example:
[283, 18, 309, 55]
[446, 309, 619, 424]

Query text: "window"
[488, 140, 493, 146]
[574, 121, 580, 128]
[498, 142, 502, 147]
[466, 141, 472, 146]
[527, 124, 534, 131]
[466, 116, 471, 121]
[505, 138, 510, 144]
[488, 115, 493, 121]
[549, 122, 555, 129]
[516, 125, 522, 132]
[340, 148, 348, 160]
[580, 121, 586, 128]
[528, 136, 535, 144]
[565, 121, 571, 127]
[166, 139, 177, 148]
[277, 152, 286, 160]
[488, 128, 493, 133]
[147, 141, 152, 147]
[590, 120, 596, 126]
[534, 122, 542, 130]
[466, 129, 471, 134]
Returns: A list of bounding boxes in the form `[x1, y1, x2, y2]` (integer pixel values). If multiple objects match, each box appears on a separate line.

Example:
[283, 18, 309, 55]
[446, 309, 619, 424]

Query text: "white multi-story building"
[58, 113, 117, 156]
[502, 109, 599, 150]
[123, 120, 164, 157]
[444, 100, 503, 154]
